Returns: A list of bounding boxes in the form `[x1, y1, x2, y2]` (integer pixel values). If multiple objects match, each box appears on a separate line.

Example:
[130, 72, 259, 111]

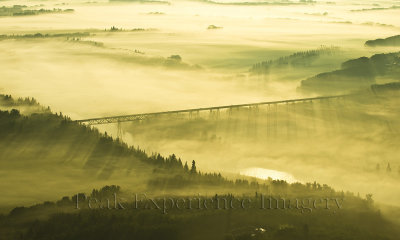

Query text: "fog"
[117, 93, 400, 206]
[0, 0, 400, 210]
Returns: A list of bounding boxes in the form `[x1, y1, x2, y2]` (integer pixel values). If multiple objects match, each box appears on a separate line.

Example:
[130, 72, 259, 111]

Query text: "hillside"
[0, 101, 348, 200]
[365, 35, 400, 47]
[1, 93, 305, 205]
[299, 52, 400, 94]
[0, 184, 399, 240]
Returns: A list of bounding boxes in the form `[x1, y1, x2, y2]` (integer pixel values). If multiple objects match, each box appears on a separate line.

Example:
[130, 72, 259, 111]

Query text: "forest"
[250, 46, 340, 74]
[0, 5, 73, 17]
[1, 182, 398, 240]
[365, 35, 400, 47]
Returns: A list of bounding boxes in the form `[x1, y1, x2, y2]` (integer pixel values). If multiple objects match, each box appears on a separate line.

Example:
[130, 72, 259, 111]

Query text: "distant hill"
[365, 35, 400, 47]
[0, 5, 73, 17]
[299, 52, 400, 94]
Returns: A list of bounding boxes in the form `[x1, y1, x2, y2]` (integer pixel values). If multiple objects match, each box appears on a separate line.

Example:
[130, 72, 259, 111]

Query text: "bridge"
[76, 94, 349, 125]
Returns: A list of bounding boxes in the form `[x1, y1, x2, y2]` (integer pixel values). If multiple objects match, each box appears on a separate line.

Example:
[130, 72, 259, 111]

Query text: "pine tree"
[190, 160, 196, 174]
[184, 161, 189, 172]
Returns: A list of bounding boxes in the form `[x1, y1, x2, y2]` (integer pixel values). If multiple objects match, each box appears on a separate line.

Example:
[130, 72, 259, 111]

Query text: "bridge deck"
[76, 94, 349, 125]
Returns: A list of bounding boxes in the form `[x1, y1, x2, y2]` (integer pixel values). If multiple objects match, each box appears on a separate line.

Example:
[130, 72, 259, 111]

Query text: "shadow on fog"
[114, 89, 400, 206]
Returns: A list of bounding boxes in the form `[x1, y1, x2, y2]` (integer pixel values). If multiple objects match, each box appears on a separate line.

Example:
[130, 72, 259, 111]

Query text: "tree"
[110, 26, 119, 31]
[10, 109, 20, 117]
[190, 160, 196, 174]
[184, 161, 189, 172]
[366, 194, 374, 206]
[303, 224, 309, 240]
[168, 55, 181, 62]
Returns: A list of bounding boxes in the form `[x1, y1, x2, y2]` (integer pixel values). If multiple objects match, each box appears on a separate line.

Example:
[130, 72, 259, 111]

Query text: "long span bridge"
[76, 94, 349, 125]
